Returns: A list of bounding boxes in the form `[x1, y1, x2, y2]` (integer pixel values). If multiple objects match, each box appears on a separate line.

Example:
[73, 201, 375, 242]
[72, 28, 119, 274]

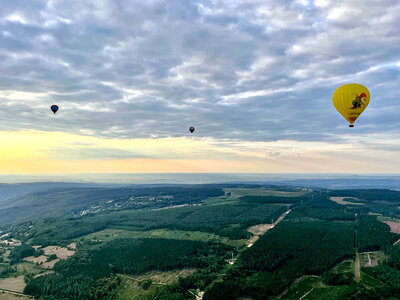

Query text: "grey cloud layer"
[0, 0, 399, 141]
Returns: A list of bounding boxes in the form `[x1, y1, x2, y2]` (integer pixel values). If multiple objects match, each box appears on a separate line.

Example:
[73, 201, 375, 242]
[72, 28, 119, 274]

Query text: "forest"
[21, 199, 287, 245]
[24, 238, 232, 299]
[2, 186, 400, 299]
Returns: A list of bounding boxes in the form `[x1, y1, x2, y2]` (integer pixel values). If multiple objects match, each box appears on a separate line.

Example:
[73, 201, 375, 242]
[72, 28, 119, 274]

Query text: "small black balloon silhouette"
[51, 105, 59, 114]
[189, 126, 195, 133]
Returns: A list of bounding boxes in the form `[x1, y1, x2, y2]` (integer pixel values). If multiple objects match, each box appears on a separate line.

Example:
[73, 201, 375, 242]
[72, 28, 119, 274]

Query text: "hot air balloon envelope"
[51, 105, 59, 114]
[189, 126, 195, 133]
[332, 83, 370, 127]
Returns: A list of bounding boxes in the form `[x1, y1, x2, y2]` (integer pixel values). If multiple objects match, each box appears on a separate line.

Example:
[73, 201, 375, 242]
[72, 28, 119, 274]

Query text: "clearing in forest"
[23, 245, 76, 269]
[42, 258, 61, 269]
[42, 246, 75, 259]
[23, 255, 47, 264]
[246, 209, 291, 247]
[330, 197, 364, 205]
[383, 221, 400, 234]
[359, 251, 386, 267]
[377, 216, 400, 234]
[0, 275, 26, 293]
[248, 224, 273, 236]
[226, 188, 309, 199]
[77, 228, 246, 248]
[115, 269, 196, 300]
[67, 242, 77, 250]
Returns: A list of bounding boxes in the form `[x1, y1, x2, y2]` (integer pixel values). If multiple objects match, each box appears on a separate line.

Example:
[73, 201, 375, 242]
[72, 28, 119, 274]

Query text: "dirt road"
[354, 253, 361, 282]
[246, 209, 292, 248]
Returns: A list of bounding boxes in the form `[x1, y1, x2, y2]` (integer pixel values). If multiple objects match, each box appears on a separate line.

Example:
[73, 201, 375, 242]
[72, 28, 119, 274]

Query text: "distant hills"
[0, 182, 99, 202]
[0, 184, 226, 225]
[1, 176, 400, 226]
[276, 178, 400, 190]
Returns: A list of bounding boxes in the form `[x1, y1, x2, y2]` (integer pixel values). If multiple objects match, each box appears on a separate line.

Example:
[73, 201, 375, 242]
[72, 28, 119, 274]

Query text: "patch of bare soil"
[42, 246, 75, 259]
[248, 224, 273, 236]
[67, 243, 76, 250]
[360, 251, 384, 267]
[42, 258, 61, 269]
[0, 276, 26, 293]
[246, 236, 259, 248]
[246, 210, 292, 248]
[23, 255, 47, 264]
[384, 222, 400, 234]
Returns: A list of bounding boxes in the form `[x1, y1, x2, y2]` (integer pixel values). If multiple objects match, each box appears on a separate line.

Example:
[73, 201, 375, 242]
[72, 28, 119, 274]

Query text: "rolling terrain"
[1, 184, 400, 299]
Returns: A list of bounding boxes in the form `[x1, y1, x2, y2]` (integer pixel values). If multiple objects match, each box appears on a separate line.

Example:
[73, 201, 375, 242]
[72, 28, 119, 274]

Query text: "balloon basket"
[349, 124, 354, 128]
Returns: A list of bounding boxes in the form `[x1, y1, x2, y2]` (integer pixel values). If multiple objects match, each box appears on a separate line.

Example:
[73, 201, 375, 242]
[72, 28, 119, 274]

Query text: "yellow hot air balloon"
[332, 83, 370, 127]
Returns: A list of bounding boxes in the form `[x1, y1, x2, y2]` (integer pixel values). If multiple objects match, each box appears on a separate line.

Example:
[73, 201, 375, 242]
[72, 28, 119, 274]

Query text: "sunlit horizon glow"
[1, 130, 400, 174]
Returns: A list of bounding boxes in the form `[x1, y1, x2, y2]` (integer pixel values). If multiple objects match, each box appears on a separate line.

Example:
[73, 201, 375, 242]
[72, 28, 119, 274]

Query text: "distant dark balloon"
[189, 126, 195, 133]
[51, 105, 59, 114]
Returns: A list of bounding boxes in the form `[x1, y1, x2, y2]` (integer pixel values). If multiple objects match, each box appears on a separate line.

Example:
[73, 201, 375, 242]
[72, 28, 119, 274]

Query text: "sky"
[0, 0, 399, 174]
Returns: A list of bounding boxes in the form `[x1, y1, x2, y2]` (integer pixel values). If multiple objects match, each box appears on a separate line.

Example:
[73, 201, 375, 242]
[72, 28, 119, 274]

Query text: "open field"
[330, 197, 364, 205]
[42, 259, 60, 269]
[359, 251, 386, 267]
[77, 228, 247, 248]
[42, 246, 75, 259]
[115, 269, 195, 300]
[201, 187, 308, 206]
[15, 262, 44, 276]
[226, 188, 309, 199]
[23, 256, 47, 264]
[383, 222, 400, 234]
[0, 276, 25, 293]
[124, 268, 196, 285]
[377, 216, 400, 233]
[20, 246, 75, 270]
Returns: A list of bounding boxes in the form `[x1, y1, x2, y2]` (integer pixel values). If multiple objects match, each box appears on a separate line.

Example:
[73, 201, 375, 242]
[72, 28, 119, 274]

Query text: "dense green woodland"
[24, 238, 231, 299]
[203, 190, 400, 299]
[2, 186, 400, 299]
[20, 201, 286, 244]
[9, 243, 35, 264]
[357, 216, 397, 252]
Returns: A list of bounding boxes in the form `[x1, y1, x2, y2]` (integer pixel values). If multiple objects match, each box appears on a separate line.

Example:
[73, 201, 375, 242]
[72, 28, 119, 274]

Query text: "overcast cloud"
[0, 0, 399, 142]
